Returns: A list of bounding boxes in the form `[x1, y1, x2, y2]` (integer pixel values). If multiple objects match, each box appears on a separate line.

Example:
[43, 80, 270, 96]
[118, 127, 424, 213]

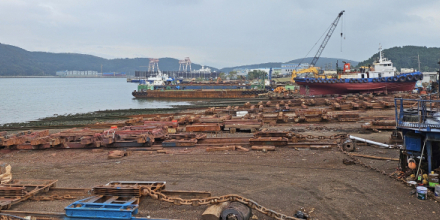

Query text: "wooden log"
[251, 146, 275, 151]
[202, 202, 230, 220]
[235, 146, 250, 152]
[349, 153, 398, 161]
[157, 150, 169, 154]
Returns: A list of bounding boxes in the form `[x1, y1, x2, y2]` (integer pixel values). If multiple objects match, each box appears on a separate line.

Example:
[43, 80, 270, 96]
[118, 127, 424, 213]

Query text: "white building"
[56, 70, 101, 77]
[421, 72, 438, 83]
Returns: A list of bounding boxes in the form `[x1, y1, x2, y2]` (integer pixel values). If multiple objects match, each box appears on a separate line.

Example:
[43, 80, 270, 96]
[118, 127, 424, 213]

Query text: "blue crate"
[65, 196, 138, 219]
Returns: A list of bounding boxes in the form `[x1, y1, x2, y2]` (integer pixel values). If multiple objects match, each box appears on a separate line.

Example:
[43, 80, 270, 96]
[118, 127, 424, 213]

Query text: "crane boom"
[310, 10, 344, 67]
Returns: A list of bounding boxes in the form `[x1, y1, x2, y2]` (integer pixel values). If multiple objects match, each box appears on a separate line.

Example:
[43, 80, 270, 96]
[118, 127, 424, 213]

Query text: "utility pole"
[418, 54, 421, 72]
[437, 60, 440, 99]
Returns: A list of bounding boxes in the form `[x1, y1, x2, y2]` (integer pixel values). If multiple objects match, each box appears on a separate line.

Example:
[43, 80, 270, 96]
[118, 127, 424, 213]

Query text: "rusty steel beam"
[197, 137, 250, 144]
[162, 139, 197, 147]
[249, 137, 288, 146]
[144, 121, 178, 128]
[361, 124, 396, 130]
[186, 123, 221, 132]
[254, 131, 292, 138]
[169, 133, 206, 140]
[371, 120, 396, 126]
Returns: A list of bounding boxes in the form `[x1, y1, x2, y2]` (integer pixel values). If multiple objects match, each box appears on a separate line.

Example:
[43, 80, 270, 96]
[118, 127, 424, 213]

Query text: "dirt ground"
[1, 120, 440, 220]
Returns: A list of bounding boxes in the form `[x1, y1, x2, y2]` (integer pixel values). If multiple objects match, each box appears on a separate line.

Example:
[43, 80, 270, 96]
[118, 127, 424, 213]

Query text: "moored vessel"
[294, 46, 421, 95]
[132, 72, 267, 99]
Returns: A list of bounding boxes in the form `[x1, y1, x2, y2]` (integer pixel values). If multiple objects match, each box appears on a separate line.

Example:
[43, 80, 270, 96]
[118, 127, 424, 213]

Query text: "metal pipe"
[349, 135, 400, 149]
[416, 138, 427, 179]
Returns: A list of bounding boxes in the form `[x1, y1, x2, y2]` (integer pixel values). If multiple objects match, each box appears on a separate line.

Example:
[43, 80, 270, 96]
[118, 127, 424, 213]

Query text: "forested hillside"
[0, 43, 216, 76]
[357, 46, 440, 72]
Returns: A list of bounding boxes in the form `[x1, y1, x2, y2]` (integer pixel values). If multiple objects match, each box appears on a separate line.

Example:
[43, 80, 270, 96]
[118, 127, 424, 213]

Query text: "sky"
[0, 0, 439, 68]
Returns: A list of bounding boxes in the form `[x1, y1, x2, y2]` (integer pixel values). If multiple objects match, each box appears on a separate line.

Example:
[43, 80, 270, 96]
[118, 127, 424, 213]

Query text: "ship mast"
[378, 44, 383, 63]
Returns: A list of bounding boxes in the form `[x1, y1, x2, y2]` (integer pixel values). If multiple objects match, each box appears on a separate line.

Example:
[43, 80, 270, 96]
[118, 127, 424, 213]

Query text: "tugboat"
[294, 46, 422, 95]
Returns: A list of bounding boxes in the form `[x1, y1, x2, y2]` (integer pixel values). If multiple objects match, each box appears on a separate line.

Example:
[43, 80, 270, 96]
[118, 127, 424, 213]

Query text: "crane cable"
[340, 13, 345, 52]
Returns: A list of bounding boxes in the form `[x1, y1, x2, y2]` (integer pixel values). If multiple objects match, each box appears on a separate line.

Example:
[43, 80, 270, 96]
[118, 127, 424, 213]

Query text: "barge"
[132, 72, 267, 99]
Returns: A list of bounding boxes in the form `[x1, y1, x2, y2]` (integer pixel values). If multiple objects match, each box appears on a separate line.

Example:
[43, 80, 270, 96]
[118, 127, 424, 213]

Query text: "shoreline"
[0, 97, 263, 131]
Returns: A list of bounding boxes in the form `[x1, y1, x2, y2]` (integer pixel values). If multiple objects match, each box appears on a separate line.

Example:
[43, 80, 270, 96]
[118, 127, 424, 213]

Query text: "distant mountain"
[0, 43, 217, 76]
[219, 57, 359, 73]
[356, 46, 440, 72]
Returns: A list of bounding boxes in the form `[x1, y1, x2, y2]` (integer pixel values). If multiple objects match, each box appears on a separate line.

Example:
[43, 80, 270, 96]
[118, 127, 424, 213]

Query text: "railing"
[395, 97, 440, 131]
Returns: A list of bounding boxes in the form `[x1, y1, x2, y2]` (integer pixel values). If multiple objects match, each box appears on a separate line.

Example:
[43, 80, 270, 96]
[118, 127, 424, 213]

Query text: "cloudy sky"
[0, 0, 438, 68]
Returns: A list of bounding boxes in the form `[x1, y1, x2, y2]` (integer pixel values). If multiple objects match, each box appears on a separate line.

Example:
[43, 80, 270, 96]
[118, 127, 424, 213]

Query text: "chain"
[139, 134, 353, 220]
[142, 187, 302, 220]
[337, 142, 407, 184]
[295, 134, 347, 140]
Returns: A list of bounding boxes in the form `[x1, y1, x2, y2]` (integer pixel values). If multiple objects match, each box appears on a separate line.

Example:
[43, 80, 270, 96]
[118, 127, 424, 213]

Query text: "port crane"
[291, 10, 345, 83]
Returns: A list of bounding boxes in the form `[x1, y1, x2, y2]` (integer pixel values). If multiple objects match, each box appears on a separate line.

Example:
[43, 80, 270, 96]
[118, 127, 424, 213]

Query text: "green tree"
[247, 70, 267, 80]
[218, 72, 226, 79]
[228, 71, 237, 79]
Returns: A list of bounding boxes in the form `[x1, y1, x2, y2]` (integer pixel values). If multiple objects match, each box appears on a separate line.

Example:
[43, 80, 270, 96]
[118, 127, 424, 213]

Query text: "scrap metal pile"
[0, 93, 418, 151]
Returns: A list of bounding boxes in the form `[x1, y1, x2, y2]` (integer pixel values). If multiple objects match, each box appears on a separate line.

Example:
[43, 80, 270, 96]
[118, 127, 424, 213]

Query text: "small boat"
[294, 46, 422, 95]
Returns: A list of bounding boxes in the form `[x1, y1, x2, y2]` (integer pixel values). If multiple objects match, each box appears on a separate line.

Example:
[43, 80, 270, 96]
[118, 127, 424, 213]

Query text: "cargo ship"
[294, 47, 421, 95]
[132, 72, 267, 99]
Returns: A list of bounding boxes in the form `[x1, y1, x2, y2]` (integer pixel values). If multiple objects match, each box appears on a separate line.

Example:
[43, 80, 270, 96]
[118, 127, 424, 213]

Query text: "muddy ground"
[1, 120, 440, 219]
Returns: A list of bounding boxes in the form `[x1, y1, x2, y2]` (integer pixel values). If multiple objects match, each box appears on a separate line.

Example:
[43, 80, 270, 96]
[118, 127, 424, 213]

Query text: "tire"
[340, 79, 345, 83]
[314, 79, 319, 83]
[363, 79, 368, 83]
[399, 76, 406, 82]
[306, 78, 310, 83]
[387, 77, 393, 82]
[372, 78, 377, 82]
[393, 76, 398, 82]
[406, 75, 414, 81]
[381, 77, 387, 82]
[318, 78, 322, 83]
[415, 74, 423, 81]
[349, 79, 354, 83]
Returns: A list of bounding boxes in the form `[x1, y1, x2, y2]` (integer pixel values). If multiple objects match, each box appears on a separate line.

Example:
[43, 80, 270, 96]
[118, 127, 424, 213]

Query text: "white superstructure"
[367, 45, 397, 78]
[145, 71, 170, 85]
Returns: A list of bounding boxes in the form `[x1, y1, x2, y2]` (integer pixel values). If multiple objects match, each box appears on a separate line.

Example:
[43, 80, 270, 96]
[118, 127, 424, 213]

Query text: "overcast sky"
[0, 0, 439, 68]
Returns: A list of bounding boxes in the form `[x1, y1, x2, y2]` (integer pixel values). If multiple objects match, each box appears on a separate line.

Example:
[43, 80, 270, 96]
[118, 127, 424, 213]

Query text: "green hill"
[0, 43, 217, 76]
[356, 46, 440, 72]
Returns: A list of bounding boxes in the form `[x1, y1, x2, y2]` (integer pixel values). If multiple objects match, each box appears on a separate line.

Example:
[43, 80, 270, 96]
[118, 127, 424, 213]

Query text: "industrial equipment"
[291, 10, 345, 83]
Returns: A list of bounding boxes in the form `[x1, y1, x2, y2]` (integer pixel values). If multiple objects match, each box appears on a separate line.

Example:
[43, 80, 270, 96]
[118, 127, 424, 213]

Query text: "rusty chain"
[296, 134, 347, 140]
[142, 186, 302, 220]
[140, 134, 351, 220]
[337, 141, 407, 184]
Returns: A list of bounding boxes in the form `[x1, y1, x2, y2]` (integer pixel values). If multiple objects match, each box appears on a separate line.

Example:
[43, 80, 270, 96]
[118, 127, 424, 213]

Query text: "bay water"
[0, 78, 190, 125]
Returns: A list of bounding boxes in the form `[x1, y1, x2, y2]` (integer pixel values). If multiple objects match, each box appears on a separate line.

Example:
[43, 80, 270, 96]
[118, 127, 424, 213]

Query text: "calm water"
[0, 78, 190, 125]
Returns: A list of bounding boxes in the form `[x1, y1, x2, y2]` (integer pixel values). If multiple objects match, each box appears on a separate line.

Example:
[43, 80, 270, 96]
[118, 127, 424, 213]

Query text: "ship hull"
[132, 90, 266, 99]
[296, 81, 416, 95]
